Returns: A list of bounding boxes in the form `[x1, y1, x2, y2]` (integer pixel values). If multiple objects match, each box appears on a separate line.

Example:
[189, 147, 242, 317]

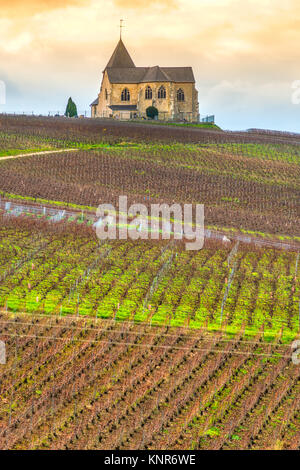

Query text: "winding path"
[0, 148, 78, 161]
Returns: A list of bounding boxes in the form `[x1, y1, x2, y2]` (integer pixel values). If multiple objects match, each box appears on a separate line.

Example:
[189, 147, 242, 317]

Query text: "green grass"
[0, 147, 53, 158]
[131, 120, 222, 131]
[207, 142, 300, 164]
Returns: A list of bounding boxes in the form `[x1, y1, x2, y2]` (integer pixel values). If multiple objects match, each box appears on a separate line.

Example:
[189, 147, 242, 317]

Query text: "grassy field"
[129, 119, 222, 131]
[0, 131, 58, 157]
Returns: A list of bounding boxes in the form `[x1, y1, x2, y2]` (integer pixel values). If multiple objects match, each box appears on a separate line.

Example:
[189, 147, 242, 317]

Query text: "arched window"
[158, 85, 166, 99]
[121, 88, 130, 101]
[105, 89, 108, 100]
[177, 88, 185, 102]
[145, 86, 152, 100]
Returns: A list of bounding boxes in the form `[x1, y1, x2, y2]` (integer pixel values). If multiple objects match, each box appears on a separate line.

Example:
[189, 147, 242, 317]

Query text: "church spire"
[120, 19, 124, 40]
[105, 37, 135, 69]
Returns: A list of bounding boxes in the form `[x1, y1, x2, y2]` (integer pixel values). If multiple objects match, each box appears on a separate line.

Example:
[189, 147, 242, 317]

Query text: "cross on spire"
[120, 19, 125, 39]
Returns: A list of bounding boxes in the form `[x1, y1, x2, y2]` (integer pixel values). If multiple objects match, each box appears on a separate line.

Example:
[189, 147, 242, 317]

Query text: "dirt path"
[0, 148, 78, 161]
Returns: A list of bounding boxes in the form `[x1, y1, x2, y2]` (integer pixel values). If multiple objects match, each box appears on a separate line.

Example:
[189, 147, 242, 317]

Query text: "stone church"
[90, 38, 199, 122]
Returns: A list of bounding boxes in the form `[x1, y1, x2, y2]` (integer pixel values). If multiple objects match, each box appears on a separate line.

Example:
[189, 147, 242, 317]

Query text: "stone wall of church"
[95, 71, 112, 117]
[110, 83, 139, 106]
[172, 82, 198, 122]
[137, 82, 173, 119]
[192, 85, 199, 121]
[137, 82, 198, 121]
[94, 73, 199, 121]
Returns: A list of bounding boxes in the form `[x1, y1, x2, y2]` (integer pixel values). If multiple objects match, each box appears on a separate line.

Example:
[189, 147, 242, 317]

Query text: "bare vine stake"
[93, 356, 96, 400]
[51, 384, 55, 435]
[295, 252, 300, 278]
[8, 314, 17, 438]
[143, 250, 174, 315]
[227, 241, 239, 268]
[31, 327, 38, 450]
[220, 259, 238, 324]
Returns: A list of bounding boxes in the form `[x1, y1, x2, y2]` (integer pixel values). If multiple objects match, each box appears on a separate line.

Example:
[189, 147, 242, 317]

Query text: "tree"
[65, 97, 78, 118]
[146, 106, 158, 120]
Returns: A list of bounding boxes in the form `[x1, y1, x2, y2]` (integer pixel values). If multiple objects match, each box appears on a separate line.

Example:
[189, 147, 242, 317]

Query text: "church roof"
[106, 66, 195, 84]
[90, 97, 99, 106]
[103, 39, 195, 83]
[106, 39, 135, 68]
[106, 67, 148, 83]
[160, 67, 195, 83]
[140, 66, 171, 82]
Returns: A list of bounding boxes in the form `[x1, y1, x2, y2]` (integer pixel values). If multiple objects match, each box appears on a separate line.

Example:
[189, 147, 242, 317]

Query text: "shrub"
[146, 106, 158, 120]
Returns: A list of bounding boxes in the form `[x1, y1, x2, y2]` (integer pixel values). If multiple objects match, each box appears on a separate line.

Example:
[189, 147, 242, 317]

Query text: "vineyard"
[0, 115, 299, 450]
[0, 222, 299, 340]
[0, 311, 298, 450]
[0, 144, 299, 237]
[2, 114, 300, 147]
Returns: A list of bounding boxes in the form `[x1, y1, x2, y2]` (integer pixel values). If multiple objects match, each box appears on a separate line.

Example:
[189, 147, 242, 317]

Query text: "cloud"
[1, 0, 91, 16]
[1, 0, 177, 16]
[113, 0, 177, 8]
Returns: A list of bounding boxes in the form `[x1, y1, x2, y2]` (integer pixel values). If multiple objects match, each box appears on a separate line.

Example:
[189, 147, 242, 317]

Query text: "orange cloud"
[113, 0, 177, 8]
[1, 0, 90, 16]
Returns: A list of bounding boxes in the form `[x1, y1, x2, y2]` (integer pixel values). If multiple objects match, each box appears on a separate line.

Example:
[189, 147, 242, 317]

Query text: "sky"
[0, 0, 299, 131]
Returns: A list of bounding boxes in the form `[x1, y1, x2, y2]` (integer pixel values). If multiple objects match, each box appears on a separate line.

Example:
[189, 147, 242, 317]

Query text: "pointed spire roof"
[106, 39, 135, 69]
